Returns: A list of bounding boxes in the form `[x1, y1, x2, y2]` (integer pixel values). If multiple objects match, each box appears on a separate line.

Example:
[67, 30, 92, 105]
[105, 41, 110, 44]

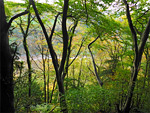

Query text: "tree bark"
[19, 12, 32, 98]
[50, 78, 56, 103]
[62, 20, 78, 80]
[47, 54, 50, 103]
[0, 1, 14, 111]
[88, 36, 103, 86]
[119, 1, 150, 112]
[41, 47, 47, 103]
[30, 0, 69, 112]
[0, 1, 28, 112]
[78, 58, 83, 87]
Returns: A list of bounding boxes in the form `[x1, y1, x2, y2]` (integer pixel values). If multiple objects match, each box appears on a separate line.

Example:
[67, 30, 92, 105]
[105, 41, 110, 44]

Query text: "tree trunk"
[23, 37, 32, 97]
[19, 12, 32, 98]
[57, 77, 68, 113]
[148, 55, 150, 86]
[88, 36, 103, 86]
[30, 0, 69, 112]
[41, 49, 47, 103]
[47, 73, 50, 103]
[47, 55, 50, 103]
[73, 65, 75, 87]
[0, 14, 15, 113]
[1, 1, 28, 112]
[0, 1, 14, 112]
[62, 20, 78, 80]
[50, 78, 56, 103]
[120, 1, 150, 112]
[78, 58, 83, 87]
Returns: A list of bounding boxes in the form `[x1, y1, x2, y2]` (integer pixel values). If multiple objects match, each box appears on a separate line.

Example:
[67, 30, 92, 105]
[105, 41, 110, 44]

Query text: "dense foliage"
[1, 0, 150, 113]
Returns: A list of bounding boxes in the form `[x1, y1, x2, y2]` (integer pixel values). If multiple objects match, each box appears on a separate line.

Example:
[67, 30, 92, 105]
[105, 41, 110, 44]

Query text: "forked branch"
[88, 36, 103, 86]
[7, 10, 29, 30]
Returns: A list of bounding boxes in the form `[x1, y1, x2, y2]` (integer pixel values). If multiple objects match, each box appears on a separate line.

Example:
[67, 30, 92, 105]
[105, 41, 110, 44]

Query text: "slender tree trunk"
[22, 36, 32, 112]
[119, 1, 150, 112]
[88, 36, 103, 86]
[50, 78, 56, 103]
[143, 47, 149, 88]
[30, 0, 69, 112]
[58, 2, 69, 111]
[138, 47, 150, 108]
[62, 20, 78, 80]
[47, 55, 50, 103]
[56, 71, 68, 112]
[120, 21, 150, 113]
[18, 10, 33, 112]
[47, 74, 50, 103]
[43, 69, 46, 103]
[19, 12, 32, 98]
[41, 49, 47, 103]
[78, 58, 83, 87]
[72, 65, 75, 87]
[148, 55, 150, 86]
[23, 37, 32, 97]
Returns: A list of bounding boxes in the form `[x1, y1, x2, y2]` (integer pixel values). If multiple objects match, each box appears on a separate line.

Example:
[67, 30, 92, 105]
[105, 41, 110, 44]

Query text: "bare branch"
[68, 37, 85, 67]
[137, 9, 150, 20]
[87, 65, 96, 76]
[30, 55, 43, 71]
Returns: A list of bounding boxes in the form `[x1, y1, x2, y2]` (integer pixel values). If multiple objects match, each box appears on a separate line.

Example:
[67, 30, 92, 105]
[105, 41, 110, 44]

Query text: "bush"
[66, 85, 117, 113]
[31, 103, 61, 113]
[14, 73, 43, 112]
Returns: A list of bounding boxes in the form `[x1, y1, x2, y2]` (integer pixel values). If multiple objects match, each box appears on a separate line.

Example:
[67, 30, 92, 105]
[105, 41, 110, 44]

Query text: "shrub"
[31, 103, 60, 113]
[66, 85, 117, 113]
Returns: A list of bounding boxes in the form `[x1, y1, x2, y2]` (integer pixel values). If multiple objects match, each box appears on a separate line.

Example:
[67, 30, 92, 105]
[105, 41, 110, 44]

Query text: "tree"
[30, 0, 69, 112]
[118, 0, 150, 112]
[18, 8, 33, 111]
[0, 0, 28, 112]
[19, 9, 32, 98]
[2, 0, 149, 112]
[34, 35, 49, 103]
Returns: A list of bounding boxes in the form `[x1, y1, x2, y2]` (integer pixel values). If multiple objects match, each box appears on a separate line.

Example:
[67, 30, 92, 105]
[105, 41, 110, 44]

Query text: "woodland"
[0, 0, 150, 113]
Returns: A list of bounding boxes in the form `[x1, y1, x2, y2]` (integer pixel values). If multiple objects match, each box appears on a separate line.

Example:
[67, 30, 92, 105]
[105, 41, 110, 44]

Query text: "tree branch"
[137, 9, 150, 20]
[88, 36, 103, 86]
[62, 20, 78, 80]
[123, 0, 138, 56]
[68, 37, 84, 67]
[138, 18, 150, 62]
[59, 0, 69, 77]
[84, 0, 88, 24]
[7, 10, 29, 30]
[49, 12, 62, 41]
[49, 12, 62, 67]
[30, 0, 59, 73]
